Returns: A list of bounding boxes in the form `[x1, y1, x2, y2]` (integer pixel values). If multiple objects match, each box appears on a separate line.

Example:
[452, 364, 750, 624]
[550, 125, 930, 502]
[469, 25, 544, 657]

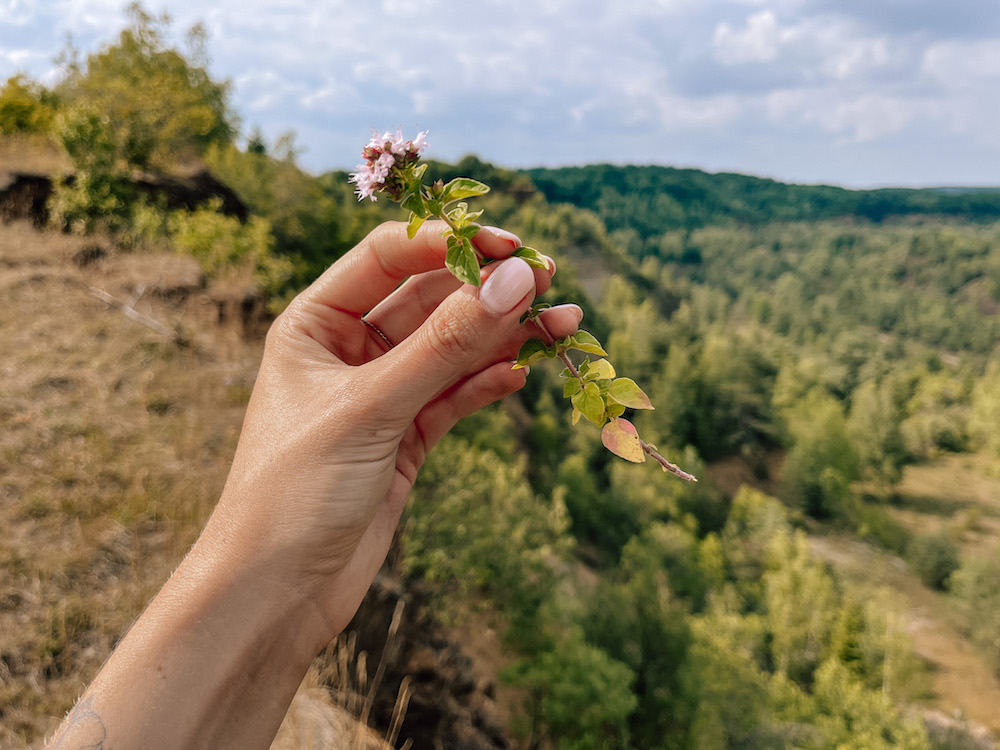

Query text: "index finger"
[298, 220, 523, 317]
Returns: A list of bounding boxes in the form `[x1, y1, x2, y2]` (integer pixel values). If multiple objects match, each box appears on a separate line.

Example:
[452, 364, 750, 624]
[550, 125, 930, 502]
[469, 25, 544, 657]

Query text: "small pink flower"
[349, 129, 429, 201]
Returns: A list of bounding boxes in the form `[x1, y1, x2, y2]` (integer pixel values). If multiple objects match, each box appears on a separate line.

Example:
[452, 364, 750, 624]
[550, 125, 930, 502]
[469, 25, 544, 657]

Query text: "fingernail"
[480, 225, 521, 250]
[551, 303, 583, 322]
[543, 254, 556, 274]
[480, 258, 534, 316]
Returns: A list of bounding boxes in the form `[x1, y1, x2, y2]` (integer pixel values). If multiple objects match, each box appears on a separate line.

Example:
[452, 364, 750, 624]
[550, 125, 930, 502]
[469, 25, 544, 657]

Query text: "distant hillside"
[524, 164, 1000, 239]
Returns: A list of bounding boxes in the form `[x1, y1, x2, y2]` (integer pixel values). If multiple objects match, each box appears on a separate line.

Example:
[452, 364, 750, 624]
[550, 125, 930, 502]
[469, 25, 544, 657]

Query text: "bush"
[0, 75, 57, 134]
[48, 106, 134, 234]
[504, 627, 636, 750]
[908, 531, 959, 590]
[950, 550, 1000, 676]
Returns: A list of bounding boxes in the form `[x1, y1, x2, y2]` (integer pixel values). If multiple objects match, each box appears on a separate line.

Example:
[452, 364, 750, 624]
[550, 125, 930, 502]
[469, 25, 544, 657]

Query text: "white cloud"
[713, 10, 792, 64]
[922, 39, 1000, 86]
[4, 0, 1000, 185]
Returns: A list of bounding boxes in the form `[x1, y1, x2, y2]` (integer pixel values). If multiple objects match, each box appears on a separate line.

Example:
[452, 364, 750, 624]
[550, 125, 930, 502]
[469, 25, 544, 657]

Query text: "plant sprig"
[350, 129, 695, 481]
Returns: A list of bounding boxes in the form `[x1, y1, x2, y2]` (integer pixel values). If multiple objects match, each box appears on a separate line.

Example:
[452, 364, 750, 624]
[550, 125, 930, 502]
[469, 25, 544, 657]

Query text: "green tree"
[808, 659, 930, 749]
[848, 378, 907, 496]
[48, 105, 135, 233]
[951, 548, 1000, 676]
[582, 550, 696, 748]
[505, 627, 637, 750]
[58, 2, 235, 169]
[0, 74, 58, 134]
[763, 529, 839, 686]
[780, 390, 859, 519]
[969, 361, 1000, 469]
[908, 531, 960, 591]
[401, 436, 572, 633]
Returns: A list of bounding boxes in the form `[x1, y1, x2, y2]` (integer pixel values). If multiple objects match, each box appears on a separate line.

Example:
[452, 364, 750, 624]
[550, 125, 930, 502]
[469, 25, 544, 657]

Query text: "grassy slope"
[0, 220, 397, 748]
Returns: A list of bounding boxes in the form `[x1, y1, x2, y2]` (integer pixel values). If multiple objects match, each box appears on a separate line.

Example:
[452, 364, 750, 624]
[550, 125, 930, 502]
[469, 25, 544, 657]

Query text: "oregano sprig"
[350, 129, 696, 481]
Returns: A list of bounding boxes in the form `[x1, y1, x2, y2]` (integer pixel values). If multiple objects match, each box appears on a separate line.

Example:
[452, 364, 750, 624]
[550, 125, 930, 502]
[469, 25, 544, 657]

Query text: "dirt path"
[809, 533, 1000, 735]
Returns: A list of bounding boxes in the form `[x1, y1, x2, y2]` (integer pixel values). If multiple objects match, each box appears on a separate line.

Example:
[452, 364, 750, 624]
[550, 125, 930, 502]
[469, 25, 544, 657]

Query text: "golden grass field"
[0, 219, 399, 748]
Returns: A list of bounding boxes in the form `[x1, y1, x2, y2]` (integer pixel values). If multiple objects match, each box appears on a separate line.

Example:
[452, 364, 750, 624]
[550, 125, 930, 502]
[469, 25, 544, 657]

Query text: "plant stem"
[640, 442, 698, 482]
[529, 314, 697, 482]
[531, 315, 581, 379]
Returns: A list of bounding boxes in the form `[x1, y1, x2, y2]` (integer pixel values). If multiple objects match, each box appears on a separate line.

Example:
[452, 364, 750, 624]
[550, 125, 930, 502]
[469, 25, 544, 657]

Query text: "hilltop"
[525, 163, 1000, 240]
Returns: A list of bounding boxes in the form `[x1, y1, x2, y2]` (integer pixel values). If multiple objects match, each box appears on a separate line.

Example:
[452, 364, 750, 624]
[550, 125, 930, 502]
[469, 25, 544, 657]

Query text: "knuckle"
[424, 307, 481, 363]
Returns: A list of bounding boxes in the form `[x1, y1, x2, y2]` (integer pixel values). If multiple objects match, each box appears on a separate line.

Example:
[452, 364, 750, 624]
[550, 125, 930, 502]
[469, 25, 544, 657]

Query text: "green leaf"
[585, 359, 616, 381]
[601, 418, 646, 463]
[572, 382, 605, 425]
[446, 236, 482, 287]
[514, 338, 550, 369]
[400, 190, 427, 217]
[446, 201, 484, 226]
[512, 246, 549, 270]
[607, 378, 654, 410]
[520, 302, 551, 324]
[607, 401, 627, 419]
[563, 378, 582, 398]
[441, 177, 490, 203]
[407, 212, 427, 239]
[568, 330, 608, 357]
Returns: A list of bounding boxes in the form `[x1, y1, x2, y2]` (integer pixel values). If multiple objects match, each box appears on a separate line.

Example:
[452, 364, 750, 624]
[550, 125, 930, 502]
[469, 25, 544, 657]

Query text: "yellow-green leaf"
[407, 212, 427, 239]
[585, 359, 616, 381]
[445, 236, 482, 287]
[441, 177, 490, 203]
[563, 378, 582, 397]
[514, 338, 549, 369]
[572, 382, 605, 425]
[512, 246, 549, 269]
[607, 378, 654, 410]
[569, 330, 608, 356]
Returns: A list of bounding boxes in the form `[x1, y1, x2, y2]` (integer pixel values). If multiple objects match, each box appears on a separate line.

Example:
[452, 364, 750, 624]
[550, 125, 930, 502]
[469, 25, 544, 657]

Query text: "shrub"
[908, 531, 959, 591]
[48, 106, 134, 234]
[167, 203, 291, 297]
[0, 75, 57, 134]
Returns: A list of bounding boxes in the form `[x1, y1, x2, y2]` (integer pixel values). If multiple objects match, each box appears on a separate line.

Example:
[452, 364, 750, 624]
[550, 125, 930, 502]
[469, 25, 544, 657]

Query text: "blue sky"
[2, 0, 1000, 188]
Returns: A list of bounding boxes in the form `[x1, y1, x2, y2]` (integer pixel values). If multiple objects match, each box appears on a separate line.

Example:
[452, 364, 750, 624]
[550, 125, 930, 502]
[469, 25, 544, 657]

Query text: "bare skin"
[47, 221, 582, 749]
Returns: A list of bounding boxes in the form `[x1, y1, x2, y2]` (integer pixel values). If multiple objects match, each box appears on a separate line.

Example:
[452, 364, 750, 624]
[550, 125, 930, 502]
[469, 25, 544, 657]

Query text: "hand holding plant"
[351, 130, 695, 481]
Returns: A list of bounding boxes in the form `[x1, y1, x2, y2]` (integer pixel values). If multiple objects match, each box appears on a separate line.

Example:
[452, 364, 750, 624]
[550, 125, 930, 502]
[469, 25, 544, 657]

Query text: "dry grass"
[891, 453, 1000, 555]
[0, 135, 71, 176]
[0, 218, 411, 749]
[0, 220, 259, 747]
[271, 600, 412, 750]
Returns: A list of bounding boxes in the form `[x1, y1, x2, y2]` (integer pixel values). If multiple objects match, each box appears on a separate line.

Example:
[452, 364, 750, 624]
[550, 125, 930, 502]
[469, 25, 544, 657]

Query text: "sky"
[2, 0, 1000, 188]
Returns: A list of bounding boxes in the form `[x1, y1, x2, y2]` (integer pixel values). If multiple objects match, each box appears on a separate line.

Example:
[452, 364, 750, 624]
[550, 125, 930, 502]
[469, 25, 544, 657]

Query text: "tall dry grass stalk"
[271, 599, 412, 750]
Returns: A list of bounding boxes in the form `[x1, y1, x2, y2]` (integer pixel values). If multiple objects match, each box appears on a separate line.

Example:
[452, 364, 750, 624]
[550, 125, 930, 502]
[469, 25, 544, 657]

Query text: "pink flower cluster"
[349, 129, 428, 201]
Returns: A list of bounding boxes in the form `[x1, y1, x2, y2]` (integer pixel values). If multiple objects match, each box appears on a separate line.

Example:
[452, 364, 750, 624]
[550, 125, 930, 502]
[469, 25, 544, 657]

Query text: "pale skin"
[47, 220, 582, 749]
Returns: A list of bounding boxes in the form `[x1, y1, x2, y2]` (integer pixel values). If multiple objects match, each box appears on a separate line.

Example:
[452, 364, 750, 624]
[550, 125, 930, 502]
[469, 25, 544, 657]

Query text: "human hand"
[201, 219, 582, 641]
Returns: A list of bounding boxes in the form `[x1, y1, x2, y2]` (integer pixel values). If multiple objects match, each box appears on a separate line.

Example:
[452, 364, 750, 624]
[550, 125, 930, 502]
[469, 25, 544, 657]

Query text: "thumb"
[378, 257, 537, 411]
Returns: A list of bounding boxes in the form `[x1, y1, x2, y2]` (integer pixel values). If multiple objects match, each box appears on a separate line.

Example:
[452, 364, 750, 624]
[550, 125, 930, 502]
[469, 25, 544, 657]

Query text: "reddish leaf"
[601, 418, 646, 463]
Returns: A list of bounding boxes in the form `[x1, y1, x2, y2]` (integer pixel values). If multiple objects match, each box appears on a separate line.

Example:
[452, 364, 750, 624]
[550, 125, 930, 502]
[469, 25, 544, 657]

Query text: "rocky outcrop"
[0, 170, 52, 226]
[336, 575, 512, 750]
[131, 168, 248, 221]
[0, 167, 248, 226]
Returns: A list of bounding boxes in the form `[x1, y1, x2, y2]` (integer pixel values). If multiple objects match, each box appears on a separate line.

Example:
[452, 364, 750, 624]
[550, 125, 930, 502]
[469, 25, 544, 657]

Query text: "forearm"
[48, 523, 333, 750]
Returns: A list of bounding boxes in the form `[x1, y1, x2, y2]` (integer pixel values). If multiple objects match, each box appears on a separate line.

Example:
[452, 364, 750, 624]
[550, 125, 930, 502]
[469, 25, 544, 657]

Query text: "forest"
[3, 6, 1000, 749]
